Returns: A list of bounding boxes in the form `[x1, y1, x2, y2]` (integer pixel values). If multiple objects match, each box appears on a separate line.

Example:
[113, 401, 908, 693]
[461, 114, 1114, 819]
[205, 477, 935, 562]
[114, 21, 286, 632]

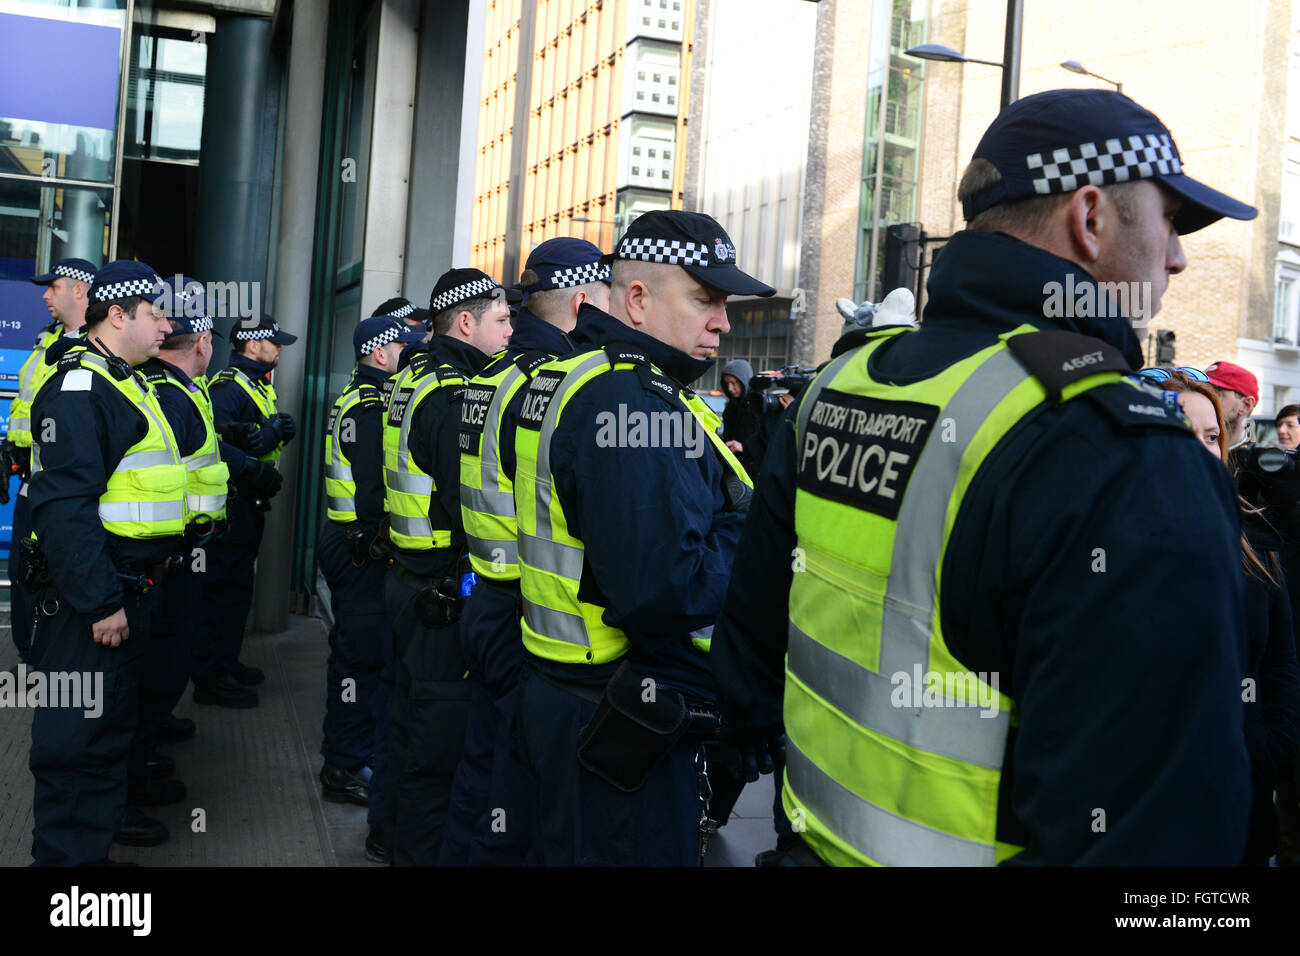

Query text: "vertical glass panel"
[125, 29, 207, 163]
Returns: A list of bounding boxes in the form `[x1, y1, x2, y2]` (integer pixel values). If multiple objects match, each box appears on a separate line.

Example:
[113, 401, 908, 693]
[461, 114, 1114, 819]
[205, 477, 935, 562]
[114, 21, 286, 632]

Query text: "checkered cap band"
[359, 323, 401, 356]
[1027, 134, 1182, 195]
[189, 316, 214, 334]
[54, 264, 94, 284]
[233, 325, 278, 341]
[548, 261, 610, 289]
[92, 276, 164, 302]
[615, 237, 709, 267]
[430, 277, 500, 314]
[386, 302, 415, 318]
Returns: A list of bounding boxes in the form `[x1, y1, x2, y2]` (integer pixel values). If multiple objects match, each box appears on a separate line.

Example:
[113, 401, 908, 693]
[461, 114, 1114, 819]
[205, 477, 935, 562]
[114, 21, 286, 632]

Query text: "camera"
[1235, 442, 1300, 536]
[747, 366, 817, 415]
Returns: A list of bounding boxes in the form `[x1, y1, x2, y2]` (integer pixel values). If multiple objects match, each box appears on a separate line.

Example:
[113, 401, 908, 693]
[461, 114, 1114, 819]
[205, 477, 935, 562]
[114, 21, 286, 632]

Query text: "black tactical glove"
[0, 441, 15, 505]
[719, 725, 786, 783]
[219, 421, 263, 453]
[722, 472, 753, 513]
[270, 412, 297, 445]
[241, 459, 284, 500]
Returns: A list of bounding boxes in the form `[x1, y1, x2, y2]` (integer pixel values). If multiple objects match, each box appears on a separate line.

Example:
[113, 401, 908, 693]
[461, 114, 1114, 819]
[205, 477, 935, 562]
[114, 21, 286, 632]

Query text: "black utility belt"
[565, 659, 721, 793]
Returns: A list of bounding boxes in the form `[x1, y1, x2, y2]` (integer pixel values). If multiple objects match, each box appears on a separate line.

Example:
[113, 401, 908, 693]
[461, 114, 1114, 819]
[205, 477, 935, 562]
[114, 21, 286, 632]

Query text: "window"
[1276, 268, 1299, 343]
[1282, 161, 1300, 242]
[632, 145, 641, 155]
[653, 73, 661, 82]
[1289, 51, 1300, 139]
[668, 75, 677, 86]
[661, 170, 670, 179]
[647, 147, 656, 158]
[631, 166, 640, 176]
[667, 95, 676, 106]
[652, 93, 660, 103]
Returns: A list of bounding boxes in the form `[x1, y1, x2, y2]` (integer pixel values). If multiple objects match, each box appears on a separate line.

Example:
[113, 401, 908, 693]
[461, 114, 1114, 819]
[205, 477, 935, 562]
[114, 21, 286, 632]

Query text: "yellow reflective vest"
[211, 365, 282, 462]
[142, 363, 230, 523]
[9, 324, 71, 447]
[325, 369, 384, 524]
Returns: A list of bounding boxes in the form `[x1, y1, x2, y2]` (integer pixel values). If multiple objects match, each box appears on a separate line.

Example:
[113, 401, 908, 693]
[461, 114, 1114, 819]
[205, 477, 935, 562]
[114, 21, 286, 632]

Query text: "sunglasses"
[1137, 366, 1210, 384]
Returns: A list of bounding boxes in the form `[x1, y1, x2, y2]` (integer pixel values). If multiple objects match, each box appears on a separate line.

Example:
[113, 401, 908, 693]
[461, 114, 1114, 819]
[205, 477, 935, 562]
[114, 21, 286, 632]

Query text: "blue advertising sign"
[0, 13, 122, 132]
[0, 279, 48, 391]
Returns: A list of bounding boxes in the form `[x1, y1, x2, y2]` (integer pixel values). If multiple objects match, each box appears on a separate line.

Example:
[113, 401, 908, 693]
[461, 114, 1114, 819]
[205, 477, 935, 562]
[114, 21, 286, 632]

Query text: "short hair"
[84, 295, 145, 331]
[958, 157, 1141, 236]
[526, 282, 605, 323]
[159, 330, 201, 352]
[432, 293, 497, 336]
[1276, 404, 1300, 425]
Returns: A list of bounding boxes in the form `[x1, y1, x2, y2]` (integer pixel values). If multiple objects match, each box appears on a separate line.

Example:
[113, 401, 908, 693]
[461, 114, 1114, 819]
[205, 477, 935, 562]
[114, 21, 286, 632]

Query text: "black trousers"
[318, 522, 389, 772]
[128, 566, 198, 779]
[515, 667, 704, 867]
[29, 588, 160, 866]
[9, 486, 33, 663]
[384, 564, 470, 866]
[441, 579, 533, 865]
[192, 499, 263, 681]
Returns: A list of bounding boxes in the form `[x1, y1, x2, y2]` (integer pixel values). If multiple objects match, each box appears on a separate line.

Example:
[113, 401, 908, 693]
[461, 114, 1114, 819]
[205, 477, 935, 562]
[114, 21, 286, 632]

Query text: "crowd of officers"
[10, 86, 1300, 868]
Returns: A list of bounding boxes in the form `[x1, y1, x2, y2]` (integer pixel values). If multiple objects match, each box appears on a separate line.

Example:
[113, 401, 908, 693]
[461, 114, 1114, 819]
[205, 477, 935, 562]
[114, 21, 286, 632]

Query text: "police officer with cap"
[319, 314, 422, 864]
[713, 89, 1260, 865]
[511, 211, 771, 865]
[3, 258, 95, 664]
[191, 313, 297, 707]
[374, 296, 433, 334]
[441, 237, 609, 865]
[382, 267, 515, 865]
[116, 277, 230, 838]
[26, 260, 184, 864]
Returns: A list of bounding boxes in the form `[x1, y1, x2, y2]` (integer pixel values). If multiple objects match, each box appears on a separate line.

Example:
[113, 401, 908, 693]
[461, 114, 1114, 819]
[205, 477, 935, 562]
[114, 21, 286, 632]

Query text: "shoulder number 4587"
[1061, 351, 1104, 373]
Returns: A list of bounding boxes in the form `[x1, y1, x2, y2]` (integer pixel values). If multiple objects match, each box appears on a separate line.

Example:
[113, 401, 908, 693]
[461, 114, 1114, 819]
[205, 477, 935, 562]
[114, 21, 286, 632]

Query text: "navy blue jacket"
[209, 354, 284, 480]
[29, 342, 184, 619]
[398, 334, 490, 577]
[525, 304, 747, 701]
[142, 357, 207, 458]
[711, 229, 1252, 865]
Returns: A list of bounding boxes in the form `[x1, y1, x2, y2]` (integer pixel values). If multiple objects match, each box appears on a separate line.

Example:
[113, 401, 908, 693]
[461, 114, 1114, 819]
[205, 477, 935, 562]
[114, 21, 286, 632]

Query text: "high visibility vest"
[782, 325, 1133, 867]
[325, 370, 384, 524]
[211, 365, 281, 462]
[459, 348, 554, 580]
[142, 364, 230, 522]
[382, 354, 467, 551]
[9, 324, 66, 447]
[31, 347, 187, 539]
[513, 343, 751, 665]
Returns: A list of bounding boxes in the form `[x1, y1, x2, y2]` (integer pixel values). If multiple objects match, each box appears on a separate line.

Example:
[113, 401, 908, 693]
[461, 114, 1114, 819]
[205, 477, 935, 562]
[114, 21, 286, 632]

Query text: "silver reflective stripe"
[385, 468, 432, 495]
[476, 364, 527, 494]
[787, 622, 1008, 769]
[327, 495, 355, 513]
[185, 450, 221, 469]
[389, 513, 433, 538]
[98, 500, 185, 525]
[117, 449, 177, 472]
[468, 535, 518, 566]
[785, 740, 995, 866]
[522, 597, 591, 648]
[690, 625, 713, 644]
[878, 346, 1029, 677]
[532, 353, 607, 542]
[519, 531, 584, 579]
[8, 415, 29, 431]
[187, 493, 227, 512]
[325, 463, 353, 482]
[463, 484, 515, 517]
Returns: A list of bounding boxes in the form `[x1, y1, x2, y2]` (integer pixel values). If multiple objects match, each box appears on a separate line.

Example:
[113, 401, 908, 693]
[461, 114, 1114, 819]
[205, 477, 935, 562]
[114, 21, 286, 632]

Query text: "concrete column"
[252, 0, 326, 633]
[358, 0, 420, 316]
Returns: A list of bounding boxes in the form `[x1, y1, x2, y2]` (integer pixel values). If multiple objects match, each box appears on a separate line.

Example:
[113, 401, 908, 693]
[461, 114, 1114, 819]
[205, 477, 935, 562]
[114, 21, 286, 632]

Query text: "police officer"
[192, 313, 297, 707]
[511, 211, 772, 866]
[373, 296, 433, 334]
[318, 314, 422, 863]
[3, 258, 94, 664]
[382, 268, 514, 865]
[27, 260, 185, 865]
[711, 89, 1260, 866]
[117, 278, 231, 838]
[441, 238, 609, 866]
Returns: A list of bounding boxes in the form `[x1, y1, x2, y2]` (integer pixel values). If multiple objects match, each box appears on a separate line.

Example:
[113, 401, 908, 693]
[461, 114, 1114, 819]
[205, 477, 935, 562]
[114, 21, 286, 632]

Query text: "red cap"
[1204, 361, 1259, 403]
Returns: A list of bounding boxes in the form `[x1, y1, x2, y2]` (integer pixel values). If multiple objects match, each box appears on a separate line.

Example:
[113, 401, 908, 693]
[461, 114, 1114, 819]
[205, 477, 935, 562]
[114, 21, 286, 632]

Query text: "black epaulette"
[1005, 330, 1132, 402]
[211, 367, 239, 386]
[434, 365, 467, 386]
[1078, 377, 1193, 434]
[602, 343, 680, 404]
[513, 349, 554, 378]
[140, 365, 169, 387]
[355, 383, 384, 407]
[55, 350, 85, 374]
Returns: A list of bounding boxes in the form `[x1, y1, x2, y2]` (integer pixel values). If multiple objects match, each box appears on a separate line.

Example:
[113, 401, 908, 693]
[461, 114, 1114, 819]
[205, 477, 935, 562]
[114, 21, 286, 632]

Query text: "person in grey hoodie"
[720, 358, 762, 476]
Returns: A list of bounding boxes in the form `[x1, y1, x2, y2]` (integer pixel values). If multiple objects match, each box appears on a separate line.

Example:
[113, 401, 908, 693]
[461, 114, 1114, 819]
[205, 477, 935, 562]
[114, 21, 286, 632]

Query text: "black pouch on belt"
[577, 660, 689, 792]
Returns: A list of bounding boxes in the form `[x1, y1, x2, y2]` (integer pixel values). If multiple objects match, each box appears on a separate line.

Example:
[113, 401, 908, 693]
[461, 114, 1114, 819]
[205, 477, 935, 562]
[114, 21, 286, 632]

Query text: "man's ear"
[624, 280, 648, 328]
[1065, 185, 1106, 264]
[456, 310, 474, 337]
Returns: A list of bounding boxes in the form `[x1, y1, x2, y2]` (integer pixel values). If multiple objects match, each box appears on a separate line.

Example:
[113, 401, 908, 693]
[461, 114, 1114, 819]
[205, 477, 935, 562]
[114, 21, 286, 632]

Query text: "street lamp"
[1060, 60, 1123, 93]
[903, 0, 1021, 109]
